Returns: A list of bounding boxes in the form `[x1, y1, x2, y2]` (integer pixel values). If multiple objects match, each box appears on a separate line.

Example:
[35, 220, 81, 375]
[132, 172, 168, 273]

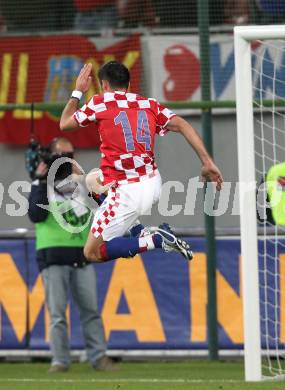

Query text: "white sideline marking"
[0, 378, 242, 383]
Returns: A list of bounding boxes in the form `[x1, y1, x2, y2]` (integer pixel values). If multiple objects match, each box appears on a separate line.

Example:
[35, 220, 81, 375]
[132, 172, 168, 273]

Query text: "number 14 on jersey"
[114, 111, 151, 152]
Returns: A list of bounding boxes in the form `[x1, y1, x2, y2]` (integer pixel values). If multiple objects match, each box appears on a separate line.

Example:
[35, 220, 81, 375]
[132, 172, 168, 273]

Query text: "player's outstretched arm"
[60, 98, 80, 132]
[60, 63, 93, 132]
[167, 115, 223, 190]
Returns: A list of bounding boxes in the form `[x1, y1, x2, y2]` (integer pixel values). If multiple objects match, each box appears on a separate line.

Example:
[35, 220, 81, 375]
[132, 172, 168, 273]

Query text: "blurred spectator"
[0, 12, 6, 32]
[153, 0, 197, 27]
[255, 0, 285, 22]
[224, 0, 250, 25]
[117, 0, 158, 28]
[209, 0, 225, 25]
[153, 0, 224, 28]
[74, 0, 118, 31]
[0, 0, 74, 32]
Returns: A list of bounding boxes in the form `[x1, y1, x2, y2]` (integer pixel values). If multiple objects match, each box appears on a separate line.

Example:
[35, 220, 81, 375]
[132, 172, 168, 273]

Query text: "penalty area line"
[0, 378, 243, 383]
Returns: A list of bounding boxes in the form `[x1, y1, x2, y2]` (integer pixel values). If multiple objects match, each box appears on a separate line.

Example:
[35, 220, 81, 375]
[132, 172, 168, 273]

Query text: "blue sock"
[100, 232, 163, 261]
[92, 193, 107, 206]
[102, 237, 140, 260]
[152, 233, 163, 248]
[129, 223, 144, 237]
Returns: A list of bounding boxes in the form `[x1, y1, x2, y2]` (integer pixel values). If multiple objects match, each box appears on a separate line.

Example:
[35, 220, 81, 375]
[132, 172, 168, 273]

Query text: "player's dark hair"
[98, 61, 130, 90]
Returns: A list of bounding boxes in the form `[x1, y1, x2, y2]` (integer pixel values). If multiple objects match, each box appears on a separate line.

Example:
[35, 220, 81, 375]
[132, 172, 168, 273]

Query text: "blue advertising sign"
[0, 237, 284, 350]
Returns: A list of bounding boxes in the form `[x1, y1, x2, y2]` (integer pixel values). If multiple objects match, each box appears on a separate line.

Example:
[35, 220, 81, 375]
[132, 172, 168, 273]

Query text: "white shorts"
[91, 172, 162, 241]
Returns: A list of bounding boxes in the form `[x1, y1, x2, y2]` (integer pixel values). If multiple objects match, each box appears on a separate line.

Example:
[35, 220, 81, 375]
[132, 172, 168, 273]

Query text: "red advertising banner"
[0, 34, 141, 148]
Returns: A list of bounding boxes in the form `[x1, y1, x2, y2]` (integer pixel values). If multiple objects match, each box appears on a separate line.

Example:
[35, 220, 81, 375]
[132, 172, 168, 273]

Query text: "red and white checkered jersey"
[74, 91, 176, 185]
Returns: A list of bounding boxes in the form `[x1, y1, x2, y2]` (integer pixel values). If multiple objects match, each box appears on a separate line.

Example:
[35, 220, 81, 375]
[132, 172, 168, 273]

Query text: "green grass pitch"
[0, 360, 284, 390]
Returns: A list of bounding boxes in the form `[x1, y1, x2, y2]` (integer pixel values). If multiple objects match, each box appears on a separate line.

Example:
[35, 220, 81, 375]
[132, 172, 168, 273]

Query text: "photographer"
[28, 137, 115, 373]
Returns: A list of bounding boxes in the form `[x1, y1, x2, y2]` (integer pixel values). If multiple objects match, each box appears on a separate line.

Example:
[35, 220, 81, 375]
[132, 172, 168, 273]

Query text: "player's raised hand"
[201, 161, 224, 191]
[75, 63, 93, 93]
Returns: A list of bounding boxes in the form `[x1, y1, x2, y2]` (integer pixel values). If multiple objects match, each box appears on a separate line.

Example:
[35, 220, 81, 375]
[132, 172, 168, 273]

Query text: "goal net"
[235, 25, 285, 382]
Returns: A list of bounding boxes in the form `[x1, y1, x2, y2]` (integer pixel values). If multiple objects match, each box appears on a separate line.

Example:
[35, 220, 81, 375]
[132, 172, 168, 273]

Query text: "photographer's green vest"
[266, 162, 285, 225]
[35, 195, 91, 250]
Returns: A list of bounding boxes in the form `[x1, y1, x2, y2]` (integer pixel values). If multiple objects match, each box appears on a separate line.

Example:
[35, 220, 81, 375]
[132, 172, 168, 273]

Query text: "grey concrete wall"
[0, 113, 239, 230]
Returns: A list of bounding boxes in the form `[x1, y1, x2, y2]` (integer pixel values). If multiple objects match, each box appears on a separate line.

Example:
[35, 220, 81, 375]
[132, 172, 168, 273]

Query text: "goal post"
[234, 25, 285, 382]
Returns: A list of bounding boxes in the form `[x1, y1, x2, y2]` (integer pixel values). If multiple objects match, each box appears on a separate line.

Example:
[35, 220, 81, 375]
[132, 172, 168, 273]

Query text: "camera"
[25, 140, 73, 181]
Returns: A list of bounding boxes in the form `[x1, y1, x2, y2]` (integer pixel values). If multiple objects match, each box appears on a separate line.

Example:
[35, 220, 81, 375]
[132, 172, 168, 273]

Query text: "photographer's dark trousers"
[42, 264, 106, 367]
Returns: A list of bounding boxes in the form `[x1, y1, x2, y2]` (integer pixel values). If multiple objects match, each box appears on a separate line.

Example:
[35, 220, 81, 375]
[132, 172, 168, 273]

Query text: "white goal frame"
[234, 25, 285, 382]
